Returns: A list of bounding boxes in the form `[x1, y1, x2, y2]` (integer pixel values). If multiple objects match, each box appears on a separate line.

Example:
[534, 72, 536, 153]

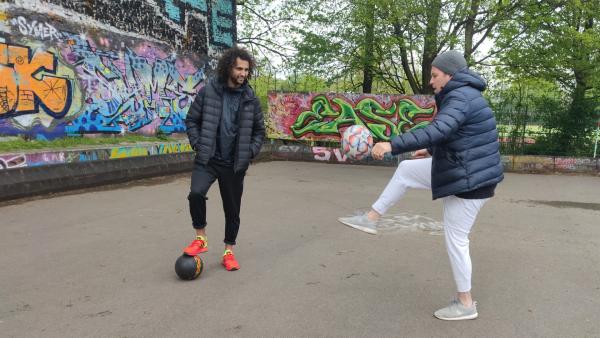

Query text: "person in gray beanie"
[431, 50, 468, 76]
[338, 50, 503, 320]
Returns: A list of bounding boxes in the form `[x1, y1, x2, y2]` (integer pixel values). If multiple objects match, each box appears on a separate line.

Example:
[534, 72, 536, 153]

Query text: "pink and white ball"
[341, 125, 373, 160]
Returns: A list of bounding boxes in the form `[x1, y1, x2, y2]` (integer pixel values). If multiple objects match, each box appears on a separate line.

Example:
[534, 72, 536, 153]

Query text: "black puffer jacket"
[185, 80, 265, 173]
[390, 68, 504, 199]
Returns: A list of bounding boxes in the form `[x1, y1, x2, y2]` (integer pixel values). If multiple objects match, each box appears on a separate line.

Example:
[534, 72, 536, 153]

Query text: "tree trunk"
[362, 4, 375, 93]
[464, 0, 481, 64]
[564, 69, 591, 150]
[562, 16, 595, 153]
[421, 0, 441, 94]
[393, 22, 421, 93]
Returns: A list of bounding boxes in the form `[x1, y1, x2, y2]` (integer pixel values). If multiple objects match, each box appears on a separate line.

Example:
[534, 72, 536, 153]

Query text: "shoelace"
[223, 254, 237, 266]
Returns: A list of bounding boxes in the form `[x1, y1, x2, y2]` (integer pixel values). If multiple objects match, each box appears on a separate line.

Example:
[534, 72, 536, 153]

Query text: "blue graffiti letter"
[163, 0, 208, 22]
[211, 0, 234, 47]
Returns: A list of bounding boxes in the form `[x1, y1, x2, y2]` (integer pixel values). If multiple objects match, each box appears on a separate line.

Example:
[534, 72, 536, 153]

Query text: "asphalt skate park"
[1, 161, 599, 337]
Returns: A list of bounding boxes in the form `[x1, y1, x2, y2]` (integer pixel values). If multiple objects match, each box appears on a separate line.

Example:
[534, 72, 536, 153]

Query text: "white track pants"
[372, 158, 488, 292]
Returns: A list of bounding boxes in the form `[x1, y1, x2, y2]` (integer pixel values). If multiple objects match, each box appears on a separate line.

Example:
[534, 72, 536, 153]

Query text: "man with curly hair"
[183, 47, 265, 271]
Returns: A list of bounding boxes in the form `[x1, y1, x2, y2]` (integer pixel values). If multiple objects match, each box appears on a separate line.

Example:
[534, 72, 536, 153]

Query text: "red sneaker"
[222, 250, 240, 271]
[183, 236, 208, 256]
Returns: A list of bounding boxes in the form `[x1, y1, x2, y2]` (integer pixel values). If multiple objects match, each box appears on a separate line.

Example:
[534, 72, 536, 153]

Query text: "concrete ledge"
[1, 140, 598, 202]
[265, 141, 408, 166]
[0, 152, 194, 202]
[502, 155, 599, 173]
[265, 141, 600, 174]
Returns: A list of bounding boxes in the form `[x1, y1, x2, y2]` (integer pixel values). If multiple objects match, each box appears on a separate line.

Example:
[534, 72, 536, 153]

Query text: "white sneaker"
[434, 299, 478, 321]
[338, 213, 378, 235]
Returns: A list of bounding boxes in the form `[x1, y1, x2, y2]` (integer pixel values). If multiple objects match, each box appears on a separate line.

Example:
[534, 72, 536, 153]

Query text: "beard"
[231, 74, 246, 86]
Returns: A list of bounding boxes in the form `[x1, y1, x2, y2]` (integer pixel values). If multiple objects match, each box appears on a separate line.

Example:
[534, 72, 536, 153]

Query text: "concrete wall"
[0, 142, 196, 201]
[268, 142, 600, 173]
[0, 142, 194, 170]
[0, 0, 236, 140]
[1, 141, 598, 202]
[501, 155, 600, 174]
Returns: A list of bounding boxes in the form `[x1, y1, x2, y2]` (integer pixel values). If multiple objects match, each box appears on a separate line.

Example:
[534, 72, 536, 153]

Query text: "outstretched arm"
[390, 93, 467, 154]
[371, 94, 467, 160]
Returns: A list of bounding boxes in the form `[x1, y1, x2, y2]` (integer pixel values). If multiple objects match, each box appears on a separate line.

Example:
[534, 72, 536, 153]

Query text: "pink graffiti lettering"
[312, 147, 348, 163]
[0, 154, 27, 170]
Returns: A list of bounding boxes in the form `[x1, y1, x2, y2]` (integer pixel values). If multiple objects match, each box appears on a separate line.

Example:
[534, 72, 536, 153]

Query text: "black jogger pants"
[188, 160, 245, 245]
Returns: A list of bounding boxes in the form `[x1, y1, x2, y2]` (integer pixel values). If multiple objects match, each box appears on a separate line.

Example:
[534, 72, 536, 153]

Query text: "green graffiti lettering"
[290, 95, 435, 141]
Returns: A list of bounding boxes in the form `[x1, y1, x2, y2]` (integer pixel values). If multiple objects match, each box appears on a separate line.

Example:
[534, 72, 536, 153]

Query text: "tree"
[496, 0, 600, 155]
[240, 0, 524, 95]
[288, 0, 387, 93]
[236, 0, 297, 68]
[378, 0, 523, 94]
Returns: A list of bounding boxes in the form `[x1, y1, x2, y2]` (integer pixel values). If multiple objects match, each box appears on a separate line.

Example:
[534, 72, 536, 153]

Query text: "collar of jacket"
[211, 79, 256, 103]
[436, 76, 462, 101]
[436, 68, 487, 101]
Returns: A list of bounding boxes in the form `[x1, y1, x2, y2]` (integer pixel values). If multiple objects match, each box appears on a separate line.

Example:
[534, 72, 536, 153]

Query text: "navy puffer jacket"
[185, 80, 265, 173]
[390, 68, 504, 199]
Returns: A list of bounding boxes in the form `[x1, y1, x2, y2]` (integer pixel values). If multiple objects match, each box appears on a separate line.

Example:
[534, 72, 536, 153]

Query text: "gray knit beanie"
[432, 50, 467, 76]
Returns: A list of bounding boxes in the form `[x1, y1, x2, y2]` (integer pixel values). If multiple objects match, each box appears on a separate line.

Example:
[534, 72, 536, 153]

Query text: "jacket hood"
[440, 68, 487, 95]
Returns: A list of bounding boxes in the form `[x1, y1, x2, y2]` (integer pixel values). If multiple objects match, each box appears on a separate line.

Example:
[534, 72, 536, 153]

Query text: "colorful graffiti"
[110, 142, 192, 159]
[0, 0, 236, 140]
[210, 0, 235, 47]
[61, 32, 204, 134]
[502, 155, 599, 173]
[312, 146, 348, 162]
[159, 0, 235, 47]
[163, 0, 208, 23]
[267, 92, 437, 142]
[0, 142, 193, 170]
[268, 142, 402, 165]
[0, 153, 26, 169]
[0, 41, 73, 119]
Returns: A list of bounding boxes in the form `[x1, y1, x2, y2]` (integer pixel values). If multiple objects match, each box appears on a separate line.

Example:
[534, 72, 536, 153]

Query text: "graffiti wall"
[268, 142, 405, 165]
[267, 92, 437, 141]
[0, 0, 236, 140]
[0, 142, 192, 170]
[500, 155, 599, 173]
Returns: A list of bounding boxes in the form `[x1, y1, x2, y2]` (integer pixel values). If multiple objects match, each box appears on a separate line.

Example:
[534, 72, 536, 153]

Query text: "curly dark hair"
[215, 46, 256, 84]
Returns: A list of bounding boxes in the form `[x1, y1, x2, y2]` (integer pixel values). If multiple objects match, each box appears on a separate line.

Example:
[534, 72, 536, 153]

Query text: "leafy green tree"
[238, 0, 524, 94]
[285, 0, 383, 93]
[237, 0, 297, 65]
[496, 0, 600, 155]
[378, 0, 523, 94]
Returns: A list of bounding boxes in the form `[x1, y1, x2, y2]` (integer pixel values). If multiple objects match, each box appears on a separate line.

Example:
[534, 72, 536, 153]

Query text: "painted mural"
[0, 0, 236, 140]
[267, 141, 599, 172]
[267, 92, 437, 142]
[0, 142, 192, 170]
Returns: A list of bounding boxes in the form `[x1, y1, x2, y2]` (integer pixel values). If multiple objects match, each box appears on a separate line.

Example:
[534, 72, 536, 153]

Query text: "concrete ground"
[1, 161, 599, 337]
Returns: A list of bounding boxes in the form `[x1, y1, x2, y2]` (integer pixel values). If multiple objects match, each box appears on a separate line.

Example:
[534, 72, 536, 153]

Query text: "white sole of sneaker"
[337, 218, 377, 235]
[434, 312, 478, 321]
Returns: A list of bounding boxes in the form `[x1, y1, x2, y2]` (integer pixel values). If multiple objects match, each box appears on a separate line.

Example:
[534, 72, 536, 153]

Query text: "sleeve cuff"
[390, 138, 402, 155]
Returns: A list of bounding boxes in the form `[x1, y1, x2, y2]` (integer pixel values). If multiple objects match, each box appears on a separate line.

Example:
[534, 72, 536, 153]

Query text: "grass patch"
[0, 135, 186, 153]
